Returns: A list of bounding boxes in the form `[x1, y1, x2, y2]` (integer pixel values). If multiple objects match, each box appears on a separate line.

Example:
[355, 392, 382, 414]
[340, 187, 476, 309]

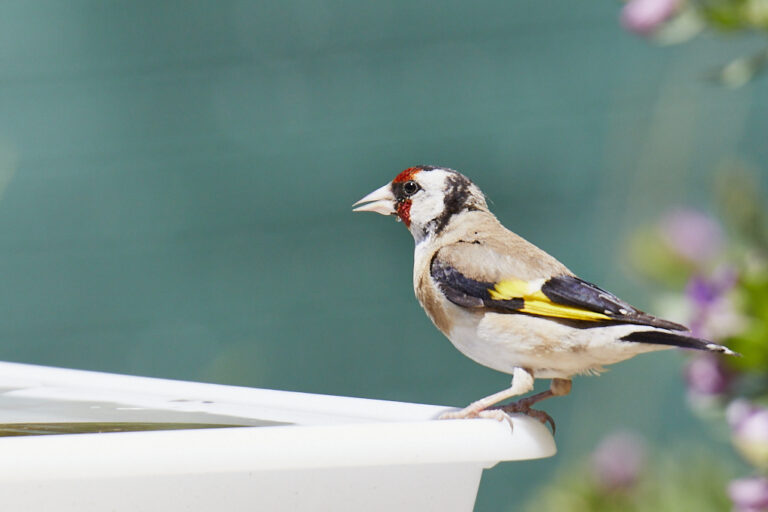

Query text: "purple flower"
[685, 353, 731, 396]
[621, 0, 684, 35]
[591, 431, 646, 492]
[685, 267, 741, 340]
[660, 209, 723, 265]
[686, 269, 738, 307]
[687, 276, 721, 307]
[728, 401, 768, 470]
[728, 477, 768, 511]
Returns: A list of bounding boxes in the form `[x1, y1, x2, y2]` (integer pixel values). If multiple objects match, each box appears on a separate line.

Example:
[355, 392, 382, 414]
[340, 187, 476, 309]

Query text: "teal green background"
[0, 1, 765, 509]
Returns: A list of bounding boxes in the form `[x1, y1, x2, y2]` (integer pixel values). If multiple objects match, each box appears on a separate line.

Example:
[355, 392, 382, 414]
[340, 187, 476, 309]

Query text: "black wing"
[429, 258, 523, 311]
[540, 275, 686, 330]
[430, 257, 686, 330]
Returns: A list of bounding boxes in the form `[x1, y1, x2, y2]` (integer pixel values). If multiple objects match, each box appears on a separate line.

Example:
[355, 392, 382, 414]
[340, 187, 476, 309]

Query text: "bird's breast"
[414, 273, 456, 336]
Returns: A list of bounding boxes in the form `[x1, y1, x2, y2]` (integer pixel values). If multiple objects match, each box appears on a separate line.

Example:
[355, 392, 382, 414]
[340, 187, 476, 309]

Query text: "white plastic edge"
[0, 417, 555, 481]
[0, 361, 557, 477]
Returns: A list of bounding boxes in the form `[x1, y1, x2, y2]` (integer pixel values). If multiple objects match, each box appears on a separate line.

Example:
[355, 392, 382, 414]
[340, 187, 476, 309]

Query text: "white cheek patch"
[409, 190, 445, 228]
[408, 169, 452, 229]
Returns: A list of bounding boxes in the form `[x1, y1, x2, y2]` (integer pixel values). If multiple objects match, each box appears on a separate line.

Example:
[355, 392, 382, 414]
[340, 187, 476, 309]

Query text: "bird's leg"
[439, 367, 534, 424]
[491, 378, 572, 434]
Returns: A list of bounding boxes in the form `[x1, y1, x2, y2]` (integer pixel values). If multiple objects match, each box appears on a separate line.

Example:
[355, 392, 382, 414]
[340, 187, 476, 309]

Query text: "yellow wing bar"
[489, 279, 613, 322]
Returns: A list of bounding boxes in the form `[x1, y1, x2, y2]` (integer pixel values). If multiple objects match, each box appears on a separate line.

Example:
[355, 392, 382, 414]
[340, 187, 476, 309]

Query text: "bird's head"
[353, 166, 487, 242]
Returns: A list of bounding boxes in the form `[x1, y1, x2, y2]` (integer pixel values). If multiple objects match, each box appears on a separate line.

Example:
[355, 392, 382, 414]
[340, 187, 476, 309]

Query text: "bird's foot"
[491, 399, 556, 434]
[439, 407, 515, 429]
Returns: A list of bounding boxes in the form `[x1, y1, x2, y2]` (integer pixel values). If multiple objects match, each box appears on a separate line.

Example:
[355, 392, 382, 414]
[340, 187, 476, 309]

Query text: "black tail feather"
[621, 330, 739, 356]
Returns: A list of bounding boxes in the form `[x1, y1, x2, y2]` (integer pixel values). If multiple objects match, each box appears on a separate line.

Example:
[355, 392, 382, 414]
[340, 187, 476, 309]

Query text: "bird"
[353, 165, 737, 431]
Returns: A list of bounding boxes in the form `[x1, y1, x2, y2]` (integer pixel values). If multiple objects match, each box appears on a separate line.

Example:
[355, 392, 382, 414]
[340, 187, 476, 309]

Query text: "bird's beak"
[352, 183, 396, 215]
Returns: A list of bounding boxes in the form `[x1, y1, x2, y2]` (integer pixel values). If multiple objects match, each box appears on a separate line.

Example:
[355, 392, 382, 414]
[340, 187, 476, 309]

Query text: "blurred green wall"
[0, 1, 765, 509]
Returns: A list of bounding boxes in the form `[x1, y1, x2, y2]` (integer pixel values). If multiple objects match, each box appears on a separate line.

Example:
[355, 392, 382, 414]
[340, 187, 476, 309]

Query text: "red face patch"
[393, 167, 422, 183]
[396, 200, 412, 227]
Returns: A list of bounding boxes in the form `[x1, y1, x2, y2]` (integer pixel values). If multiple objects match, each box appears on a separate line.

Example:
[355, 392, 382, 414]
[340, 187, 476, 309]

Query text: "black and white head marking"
[401, 167, 487, 243]
[431, 172, 484, 235]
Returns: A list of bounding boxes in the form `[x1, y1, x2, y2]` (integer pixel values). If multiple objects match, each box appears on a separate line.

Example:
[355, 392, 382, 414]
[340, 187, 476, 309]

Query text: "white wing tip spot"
[708, 343, 739, 356]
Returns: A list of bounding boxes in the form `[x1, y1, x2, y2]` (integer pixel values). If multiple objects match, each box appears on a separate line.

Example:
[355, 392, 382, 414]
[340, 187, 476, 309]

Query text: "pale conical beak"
[352, 183, 396, 215]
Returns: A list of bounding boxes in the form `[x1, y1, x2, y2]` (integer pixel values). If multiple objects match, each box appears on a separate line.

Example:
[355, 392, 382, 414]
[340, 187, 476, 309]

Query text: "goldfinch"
[353, 165, 737, 430]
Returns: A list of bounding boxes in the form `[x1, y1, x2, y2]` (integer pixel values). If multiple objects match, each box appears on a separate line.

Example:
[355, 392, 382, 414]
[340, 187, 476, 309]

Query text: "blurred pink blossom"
[685, 267, 743, 340]
[728, 476, 768, 512]
[733, 407, 768, 448]
[685, 353, 732, 397]
[591, 431, 646, 492]
[660, 209, 723, 264]
[621, 0, 684, 35]
[727, 399, 759, 429]
[728, 400, 768, 470]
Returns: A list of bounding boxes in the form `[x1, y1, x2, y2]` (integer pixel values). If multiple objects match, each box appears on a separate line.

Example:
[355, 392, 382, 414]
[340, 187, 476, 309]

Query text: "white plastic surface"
[0, 361, 556, 511]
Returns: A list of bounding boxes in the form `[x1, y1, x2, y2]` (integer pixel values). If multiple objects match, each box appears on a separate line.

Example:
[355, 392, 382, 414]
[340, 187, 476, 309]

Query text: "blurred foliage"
[619, 161, 768, 510]
[715, 163, 768, 251]
[698, 0, 768, 31]
[622, 0, 768, 85]
[625, 227, 704, 288]
[729, 272, 768, 372]
[715, 165, 768, 374]
[524, 451, 732, 512]
[625, 161, 768, 375]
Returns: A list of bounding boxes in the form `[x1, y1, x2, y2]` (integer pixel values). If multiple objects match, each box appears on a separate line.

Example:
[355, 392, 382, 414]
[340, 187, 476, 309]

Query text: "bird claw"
[491, 401, 556, 434]
[477, 409, 515, 429]
[438, 410, 467, 420]
[438, 408, 515, 430]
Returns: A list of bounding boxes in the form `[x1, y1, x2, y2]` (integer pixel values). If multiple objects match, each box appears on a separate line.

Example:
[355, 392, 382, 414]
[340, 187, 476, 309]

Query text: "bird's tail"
[621, 330, 740, 356]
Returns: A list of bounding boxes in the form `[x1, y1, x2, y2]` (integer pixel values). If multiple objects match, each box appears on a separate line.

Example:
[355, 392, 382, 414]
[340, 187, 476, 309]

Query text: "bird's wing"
[431, 244, 686, 330]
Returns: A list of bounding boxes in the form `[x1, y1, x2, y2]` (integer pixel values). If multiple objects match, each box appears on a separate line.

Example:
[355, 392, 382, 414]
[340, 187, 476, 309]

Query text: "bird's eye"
[403, 180, 420, 196]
